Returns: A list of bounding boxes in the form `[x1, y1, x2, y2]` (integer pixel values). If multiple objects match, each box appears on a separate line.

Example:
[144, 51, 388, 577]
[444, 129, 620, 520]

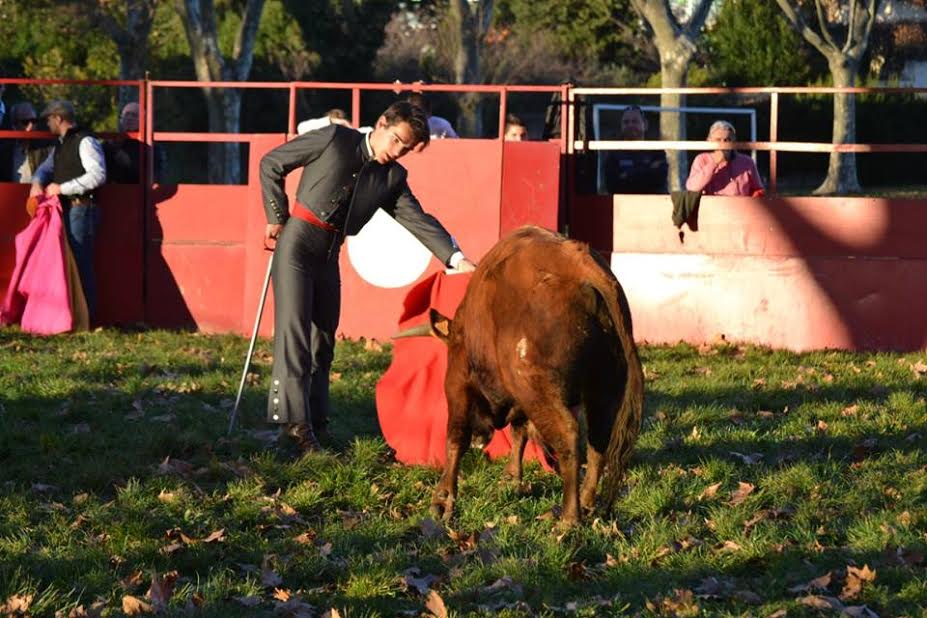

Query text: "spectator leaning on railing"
[0, 101, 54, 183]
[685, 120, 764, 197]
[603, 105, 668, 194]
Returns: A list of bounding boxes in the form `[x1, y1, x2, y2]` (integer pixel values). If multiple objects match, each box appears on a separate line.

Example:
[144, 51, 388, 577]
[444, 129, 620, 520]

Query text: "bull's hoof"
[580, 495, 596, 514]
[505, 479, 532, 496]
[430, 491, 455, 522]
[501, 467, 526, 490]
[558, 514, 580, 529]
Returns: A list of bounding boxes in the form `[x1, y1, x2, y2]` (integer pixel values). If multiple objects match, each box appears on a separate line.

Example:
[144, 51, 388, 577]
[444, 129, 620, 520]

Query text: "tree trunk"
[116, 43, 148, 111]
[629, 0, 711, 191]
[450, 0, 483, 137]
[659, 48, 692, 191]
[205, 89, 243, 184]
[175, 0, 264, 184]
[93, 0, 155, 110]
[815, 58, 861, 195]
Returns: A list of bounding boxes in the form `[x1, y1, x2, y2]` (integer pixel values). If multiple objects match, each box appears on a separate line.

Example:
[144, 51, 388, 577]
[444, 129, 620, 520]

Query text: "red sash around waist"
[291, 203, 338, 233]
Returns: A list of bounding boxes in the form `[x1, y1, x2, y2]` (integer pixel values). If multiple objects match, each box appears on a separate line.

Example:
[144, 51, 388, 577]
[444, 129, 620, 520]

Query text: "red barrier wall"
[205, 137, 560, 341]
[500, 140, 561, 236]
[572, 193, 927, 351]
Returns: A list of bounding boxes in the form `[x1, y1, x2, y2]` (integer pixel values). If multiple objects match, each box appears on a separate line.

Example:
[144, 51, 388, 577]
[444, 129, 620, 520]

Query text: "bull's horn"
[392, 323, 434, 339]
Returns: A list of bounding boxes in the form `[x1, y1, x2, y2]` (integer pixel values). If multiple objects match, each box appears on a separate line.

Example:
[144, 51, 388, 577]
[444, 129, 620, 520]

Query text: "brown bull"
[417, 225, 644, 526]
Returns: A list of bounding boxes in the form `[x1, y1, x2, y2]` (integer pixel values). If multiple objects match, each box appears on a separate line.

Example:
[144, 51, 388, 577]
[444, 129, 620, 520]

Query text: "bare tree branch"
[847, 0, 878, 58]
[232, 0, 265, 80]
[842, 0, 858, 54]
[814, 0, 840, 51]
[684, 0, 715, 39]
[775, 0, 830, 57]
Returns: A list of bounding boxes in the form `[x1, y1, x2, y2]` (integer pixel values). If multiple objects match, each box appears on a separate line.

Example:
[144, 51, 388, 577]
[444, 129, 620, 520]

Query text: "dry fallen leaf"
[645, 589, 699, 616]
[728, 482, 755, 506]
[121, 595, 153, 615]
[718, 540, 742, 553]
[157, 490, 176, 503]
[157, 457, 194, 477]
[402, 568, 439, 595]
[120, 570, 144, 590]
[699, 482, 722, 500]
[272, 588, 291, 602]
[159, 542, 184, 555]
[841, 564, 876, 600]
[202, 528, 226, 543]
[147, 570, 178, 612]
[798, 595, 844, 610]
[1, 594, 34, 614]
[424, 590, 448, 618]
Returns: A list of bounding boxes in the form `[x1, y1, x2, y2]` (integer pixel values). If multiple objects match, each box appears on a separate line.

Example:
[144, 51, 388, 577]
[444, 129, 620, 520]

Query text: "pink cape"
[0, 195, 77, 335]
[375, 271, 552, 470]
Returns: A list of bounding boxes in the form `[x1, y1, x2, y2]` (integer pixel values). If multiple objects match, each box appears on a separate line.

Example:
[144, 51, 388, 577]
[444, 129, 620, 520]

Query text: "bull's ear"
[429, 308, 452, 341]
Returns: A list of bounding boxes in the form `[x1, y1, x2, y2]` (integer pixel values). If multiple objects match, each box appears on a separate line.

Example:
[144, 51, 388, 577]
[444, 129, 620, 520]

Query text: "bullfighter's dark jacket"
[259, 124, 458, 264]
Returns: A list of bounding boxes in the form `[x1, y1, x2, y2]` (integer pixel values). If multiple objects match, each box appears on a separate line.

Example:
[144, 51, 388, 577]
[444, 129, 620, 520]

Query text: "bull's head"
[392, 309, 452, 342]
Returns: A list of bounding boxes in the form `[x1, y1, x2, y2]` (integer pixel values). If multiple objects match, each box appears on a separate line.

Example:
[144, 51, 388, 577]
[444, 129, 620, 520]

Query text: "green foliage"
[253, 0, 321, 80]
[494, 0, 620, 62]
[704, 0, 822, 86]
[493, 0, 653, 82]
[0, 2, 121, 129]
[282, 0, 398, 82]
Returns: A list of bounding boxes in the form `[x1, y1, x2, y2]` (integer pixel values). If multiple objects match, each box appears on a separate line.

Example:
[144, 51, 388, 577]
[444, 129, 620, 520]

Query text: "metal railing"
[569, 85, 927, 193]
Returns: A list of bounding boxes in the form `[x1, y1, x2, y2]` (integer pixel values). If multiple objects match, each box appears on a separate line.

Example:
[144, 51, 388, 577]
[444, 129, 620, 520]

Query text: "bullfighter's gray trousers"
[267, 218, 341, 431]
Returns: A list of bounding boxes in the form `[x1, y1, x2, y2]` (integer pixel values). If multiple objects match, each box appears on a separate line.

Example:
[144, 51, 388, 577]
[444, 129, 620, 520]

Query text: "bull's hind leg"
[580, 391, 618, 513]
[502, 419, 528, 485]
[525, 401, 581, 526]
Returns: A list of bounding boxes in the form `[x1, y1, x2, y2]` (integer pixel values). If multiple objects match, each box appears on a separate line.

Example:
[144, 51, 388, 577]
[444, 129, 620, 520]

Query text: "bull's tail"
[587, 258, 645, 511]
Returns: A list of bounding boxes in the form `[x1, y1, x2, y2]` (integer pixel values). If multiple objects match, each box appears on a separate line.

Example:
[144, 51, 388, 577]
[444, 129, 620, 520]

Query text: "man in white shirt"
[30, 100, 107, 321]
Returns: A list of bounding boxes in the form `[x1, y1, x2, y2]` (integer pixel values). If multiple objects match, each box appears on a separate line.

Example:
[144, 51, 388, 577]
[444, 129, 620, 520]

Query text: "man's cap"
[39, 100, 75, 119]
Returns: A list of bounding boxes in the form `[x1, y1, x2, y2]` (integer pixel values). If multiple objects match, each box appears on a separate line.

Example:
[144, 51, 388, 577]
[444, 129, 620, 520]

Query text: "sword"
[227, 250, 274, 435]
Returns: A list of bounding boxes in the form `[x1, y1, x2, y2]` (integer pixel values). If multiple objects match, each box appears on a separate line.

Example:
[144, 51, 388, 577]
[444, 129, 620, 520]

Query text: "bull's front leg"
[431, 415, 471, 522]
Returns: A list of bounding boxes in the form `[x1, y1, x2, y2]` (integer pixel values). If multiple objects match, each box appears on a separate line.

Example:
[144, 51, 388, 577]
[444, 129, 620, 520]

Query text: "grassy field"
[1, 328, 926, 617]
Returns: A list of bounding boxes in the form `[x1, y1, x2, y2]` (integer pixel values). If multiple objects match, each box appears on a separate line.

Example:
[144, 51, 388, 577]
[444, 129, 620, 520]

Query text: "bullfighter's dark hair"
[382, 100, 430, 148]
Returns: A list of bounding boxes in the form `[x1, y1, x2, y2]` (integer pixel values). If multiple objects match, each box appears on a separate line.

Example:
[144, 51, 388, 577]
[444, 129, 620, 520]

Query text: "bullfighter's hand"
[45, 183, 61, 196]
[455, 258, 477, 273]
[29, 183, 43, 198]
[264, 223, 283, 250]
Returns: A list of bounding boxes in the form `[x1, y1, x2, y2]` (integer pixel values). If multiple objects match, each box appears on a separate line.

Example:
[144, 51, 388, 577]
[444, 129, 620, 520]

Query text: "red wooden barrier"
[572, 193, 927, 351]
[136, 134, 560, 341]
